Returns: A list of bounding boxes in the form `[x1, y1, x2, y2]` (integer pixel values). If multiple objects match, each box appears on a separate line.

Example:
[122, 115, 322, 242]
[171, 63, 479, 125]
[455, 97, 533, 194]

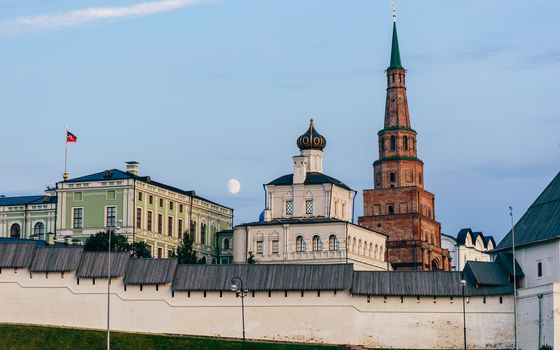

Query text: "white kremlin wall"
[0, 268, 514, 349]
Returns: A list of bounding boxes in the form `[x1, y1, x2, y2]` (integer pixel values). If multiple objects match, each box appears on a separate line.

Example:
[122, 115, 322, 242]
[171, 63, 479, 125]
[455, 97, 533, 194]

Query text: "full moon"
[227, 179, 241, 194]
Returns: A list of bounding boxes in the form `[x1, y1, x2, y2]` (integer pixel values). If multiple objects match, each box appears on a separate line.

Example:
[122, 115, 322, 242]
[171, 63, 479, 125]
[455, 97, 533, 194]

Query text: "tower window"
[390, 136, 396, 151]
[380, 139, 385, 152]
[419, 173, 423, 185]
[403, 136, 409, 150]
[388, 205, 394, 215]
[389, 172, 396, 182]
[537, 261, 543, 278]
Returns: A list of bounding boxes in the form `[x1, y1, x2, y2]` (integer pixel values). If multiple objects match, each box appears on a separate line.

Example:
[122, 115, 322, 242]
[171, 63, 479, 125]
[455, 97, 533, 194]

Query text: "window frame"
[105, 206, 117, 228]
[286, 200, 294, 215]
[72, 207, 84, 229]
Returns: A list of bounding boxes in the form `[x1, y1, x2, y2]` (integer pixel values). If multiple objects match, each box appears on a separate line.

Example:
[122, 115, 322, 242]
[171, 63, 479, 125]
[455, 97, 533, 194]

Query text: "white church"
[233, 119, 388, 270]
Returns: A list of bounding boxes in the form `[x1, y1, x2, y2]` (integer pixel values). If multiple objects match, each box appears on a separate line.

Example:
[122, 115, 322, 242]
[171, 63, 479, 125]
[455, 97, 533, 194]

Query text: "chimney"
[46, 233, 54, 245]
[126, 161, 139, 176]
[292, 155, 307, 184]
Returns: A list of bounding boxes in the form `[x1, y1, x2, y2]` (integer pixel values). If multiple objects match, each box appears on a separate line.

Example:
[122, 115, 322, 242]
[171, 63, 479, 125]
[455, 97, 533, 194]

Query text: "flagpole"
[63, 127, 69, 181]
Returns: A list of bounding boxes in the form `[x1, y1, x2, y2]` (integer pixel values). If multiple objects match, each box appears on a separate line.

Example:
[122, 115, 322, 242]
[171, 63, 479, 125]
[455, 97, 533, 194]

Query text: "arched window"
[352, 237, 356, 252]
[10, 223, 21, 238]
[200, 223, 207, 245]
[369, 243, 373, 257]
[223, 238, 230, 250]
[363, 241, 368, 256]
[403, 136, 409, 150]
[296, 236, 306, 252]
[33, 222, 45, 237]
[312, 235, 322, 251]
[390, 136, 396, 151]
[431, 260, 439, 271]
[328, 235, 339, 251]
[374, 245, 379, 259]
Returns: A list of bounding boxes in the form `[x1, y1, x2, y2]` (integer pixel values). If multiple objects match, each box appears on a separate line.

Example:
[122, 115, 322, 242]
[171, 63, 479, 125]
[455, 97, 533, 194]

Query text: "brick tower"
[358, 19, 450, 271]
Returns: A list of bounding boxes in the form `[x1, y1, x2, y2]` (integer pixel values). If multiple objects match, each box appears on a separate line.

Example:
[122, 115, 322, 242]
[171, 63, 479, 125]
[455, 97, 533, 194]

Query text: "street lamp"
[460, 279, 467, 350]
[230, 276, 247, 347]
[107, 220, 122, 350]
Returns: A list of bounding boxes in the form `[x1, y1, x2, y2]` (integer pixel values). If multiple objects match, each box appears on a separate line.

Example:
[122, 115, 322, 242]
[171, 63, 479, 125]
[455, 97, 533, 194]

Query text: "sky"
[0, 0, 559, 242]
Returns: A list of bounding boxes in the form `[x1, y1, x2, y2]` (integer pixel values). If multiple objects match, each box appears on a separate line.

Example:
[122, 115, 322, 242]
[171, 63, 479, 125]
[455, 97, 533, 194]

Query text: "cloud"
[0, 0, 208, 35]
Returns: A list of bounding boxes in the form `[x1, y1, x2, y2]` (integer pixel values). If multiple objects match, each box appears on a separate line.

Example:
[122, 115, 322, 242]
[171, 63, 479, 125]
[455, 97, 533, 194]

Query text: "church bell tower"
[358, 15, 451, 271]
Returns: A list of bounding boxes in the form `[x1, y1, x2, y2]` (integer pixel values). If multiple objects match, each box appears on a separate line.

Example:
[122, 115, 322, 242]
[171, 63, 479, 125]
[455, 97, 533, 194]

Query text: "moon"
[227, 179, 241, 194]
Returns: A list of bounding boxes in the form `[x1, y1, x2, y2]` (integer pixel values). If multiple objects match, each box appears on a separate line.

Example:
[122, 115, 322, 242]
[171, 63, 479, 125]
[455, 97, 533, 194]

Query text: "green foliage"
[540, 345, 553, 350]
[247, 251, 256, 264]
[176, 232, 199, 264]
[84, 231, 151, 258]
[130, 241, 152, 258]
[0, 324, 335, 350]
[83, 231, 130, 252]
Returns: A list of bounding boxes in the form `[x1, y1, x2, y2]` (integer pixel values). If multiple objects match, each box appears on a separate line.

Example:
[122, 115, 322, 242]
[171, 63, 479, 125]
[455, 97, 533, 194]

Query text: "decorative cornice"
[373, 156, 424, 165]
[378, 126, 417, 135]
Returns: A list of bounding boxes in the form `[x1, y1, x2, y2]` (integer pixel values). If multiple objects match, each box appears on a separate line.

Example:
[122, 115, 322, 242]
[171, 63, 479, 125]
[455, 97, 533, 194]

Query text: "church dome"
[296, 119, 327, 151]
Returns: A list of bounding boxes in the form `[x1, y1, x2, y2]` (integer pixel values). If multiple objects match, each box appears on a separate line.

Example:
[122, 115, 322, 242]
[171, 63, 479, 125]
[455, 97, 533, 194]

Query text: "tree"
[176, 232, 199, 264]
[83, 230, 151, 258]
[130, 241, 151, 258]
[247, 251, 256, 264]
[83, 230, 130, 252]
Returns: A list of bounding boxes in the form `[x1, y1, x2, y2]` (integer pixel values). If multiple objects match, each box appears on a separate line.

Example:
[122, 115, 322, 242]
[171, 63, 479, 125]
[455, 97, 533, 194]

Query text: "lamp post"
[230, 276, 247, 348]
[107, 220, 121, 350]
[460, 279, 467, 350]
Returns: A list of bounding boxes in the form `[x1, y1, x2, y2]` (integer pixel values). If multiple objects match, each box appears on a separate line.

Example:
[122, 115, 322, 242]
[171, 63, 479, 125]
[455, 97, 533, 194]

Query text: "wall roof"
[124, 258, 178, 285]
[76, 251, 130, 278]
[30, 247, 83, 272]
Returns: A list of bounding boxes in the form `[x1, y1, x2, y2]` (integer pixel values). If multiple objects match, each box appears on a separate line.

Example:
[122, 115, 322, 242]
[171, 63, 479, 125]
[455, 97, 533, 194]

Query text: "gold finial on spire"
[310, 118, 314, 126]
[391, 1, 397, 22]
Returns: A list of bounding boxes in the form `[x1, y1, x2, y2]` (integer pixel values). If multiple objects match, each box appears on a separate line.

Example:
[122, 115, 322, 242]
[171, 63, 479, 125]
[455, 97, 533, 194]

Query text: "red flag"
[66, 130, 77, 143]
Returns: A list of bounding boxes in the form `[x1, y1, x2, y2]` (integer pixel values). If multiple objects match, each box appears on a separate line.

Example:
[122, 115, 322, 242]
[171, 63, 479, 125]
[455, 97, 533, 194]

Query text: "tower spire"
[389, 2, 403, 70]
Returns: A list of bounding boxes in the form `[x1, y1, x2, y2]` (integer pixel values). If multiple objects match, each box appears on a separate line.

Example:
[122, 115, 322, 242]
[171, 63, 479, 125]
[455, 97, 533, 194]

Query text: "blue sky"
[0, 0, 558, 241]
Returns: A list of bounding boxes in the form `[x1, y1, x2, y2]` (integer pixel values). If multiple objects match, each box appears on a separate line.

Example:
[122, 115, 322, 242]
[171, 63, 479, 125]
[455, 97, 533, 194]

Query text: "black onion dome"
[296, 119, 327, 151]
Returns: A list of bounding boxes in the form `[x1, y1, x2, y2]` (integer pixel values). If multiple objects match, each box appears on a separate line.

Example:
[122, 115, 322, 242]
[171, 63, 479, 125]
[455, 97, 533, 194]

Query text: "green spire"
[389, 22, 403, 69]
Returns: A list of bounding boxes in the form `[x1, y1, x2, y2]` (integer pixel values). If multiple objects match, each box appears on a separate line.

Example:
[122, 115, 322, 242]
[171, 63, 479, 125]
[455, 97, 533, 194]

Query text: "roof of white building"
[497, 171, 560, 250]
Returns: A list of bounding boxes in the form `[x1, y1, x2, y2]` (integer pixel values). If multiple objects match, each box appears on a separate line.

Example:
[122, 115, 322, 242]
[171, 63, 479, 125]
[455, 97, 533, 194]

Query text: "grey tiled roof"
[30, 247, 84, 273]
[124, 258, 178, 285]
[172, 264, 353, 292]
[497, 171, 560, 250]
[463, 261, 510, 286]
[267, 172, 353, 191]
[0, 243, 36, 268]
[76, 251, 130, 278]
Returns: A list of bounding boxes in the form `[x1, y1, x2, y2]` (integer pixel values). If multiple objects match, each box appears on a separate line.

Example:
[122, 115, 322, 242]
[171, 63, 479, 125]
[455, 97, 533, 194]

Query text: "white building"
[233, 119, 388, 270]
[493, 170, 560, 350]
[441, 228, 495, 271]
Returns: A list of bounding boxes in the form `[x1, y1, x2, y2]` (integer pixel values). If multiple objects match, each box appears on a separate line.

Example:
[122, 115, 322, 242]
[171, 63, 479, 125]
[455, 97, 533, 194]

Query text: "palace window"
[178, 219, 183, 239]
[296, 236, 306, 252]
[201, 223, 207, 245]
[306, 200, 313, 215]
[272, 239, 279, 254]
[73, 208, 83, 229]
[179, 204, 184, 213]
[33, 222, 45, 237]
[168, 216, 173, 237]
[157, 214, 163, 234]
[157, 248, 163, 259]
[10, 223, 21, 238]
[286, 200, 294, 215]
[149, 195, 153, 204]
[256, 241, 263, 255]
[329, 235, 339, 251]
[312, 235, 322, 251]
[191, 220, 197, 240]
[390, 136, 396, 151]
[106, 206, 116, 227]
[169, 202, 174, 210]
[147, 211, 153, 231]
[136, 208, 142, 229]
[223, 238, 230, 250]
[159, 198, 164, 207]
[138, 192, 143, 201]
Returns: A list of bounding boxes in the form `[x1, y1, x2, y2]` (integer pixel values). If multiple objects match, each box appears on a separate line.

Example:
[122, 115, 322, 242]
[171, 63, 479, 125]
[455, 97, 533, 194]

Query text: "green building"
[0, 192, 57, 239]
[56, 162, 233, 261]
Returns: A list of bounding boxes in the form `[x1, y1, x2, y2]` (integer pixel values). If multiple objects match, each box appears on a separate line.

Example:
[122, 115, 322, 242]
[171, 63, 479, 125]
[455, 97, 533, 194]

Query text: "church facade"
[358, 21, 451, 271]
[233, 120, 388, 270]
